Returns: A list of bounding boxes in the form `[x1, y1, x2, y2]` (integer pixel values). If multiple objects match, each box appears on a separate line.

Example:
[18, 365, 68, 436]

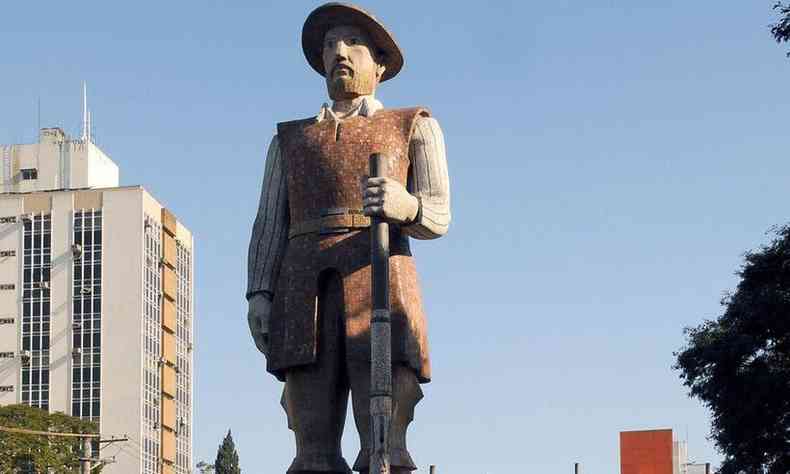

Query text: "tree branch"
[772, 2, 790, 56]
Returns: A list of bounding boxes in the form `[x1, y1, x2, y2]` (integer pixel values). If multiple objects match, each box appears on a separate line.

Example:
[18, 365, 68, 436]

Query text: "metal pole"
[429, 465, 436, 474]
[81, 435, 91, 474]
[369, 153, 391, 474]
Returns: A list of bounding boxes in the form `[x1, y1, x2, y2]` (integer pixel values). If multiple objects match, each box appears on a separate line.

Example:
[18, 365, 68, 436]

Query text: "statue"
[246, 3, 451, 473]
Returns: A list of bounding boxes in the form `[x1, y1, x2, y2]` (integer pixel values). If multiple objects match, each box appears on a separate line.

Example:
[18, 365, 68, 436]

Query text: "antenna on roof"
[81, 81, 89, 143]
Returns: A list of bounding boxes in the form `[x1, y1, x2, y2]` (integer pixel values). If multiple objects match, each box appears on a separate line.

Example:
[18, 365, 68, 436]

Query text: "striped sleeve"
[246, 135, 289, 299]
[403, 116, 452, 240]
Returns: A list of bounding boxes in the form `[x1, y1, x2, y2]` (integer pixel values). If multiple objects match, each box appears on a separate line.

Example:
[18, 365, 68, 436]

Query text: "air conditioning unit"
[35, 281, 49, 290]
[81, 287, 92, 294]
[20, 350, 31, 364]
[71, 244, 83, 259]
[20, 168, 38, 180]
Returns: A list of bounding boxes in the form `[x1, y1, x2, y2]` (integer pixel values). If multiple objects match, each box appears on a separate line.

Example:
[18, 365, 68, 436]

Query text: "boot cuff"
[352, 448, 416, 472]
[287, 452, 351, 473]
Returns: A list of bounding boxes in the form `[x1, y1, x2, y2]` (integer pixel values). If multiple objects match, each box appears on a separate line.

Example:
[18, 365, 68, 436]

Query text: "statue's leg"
[283, 272, 352, 474]
[348, 362, 422, 474]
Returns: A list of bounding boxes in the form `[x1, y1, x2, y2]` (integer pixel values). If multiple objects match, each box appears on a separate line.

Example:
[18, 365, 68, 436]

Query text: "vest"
[268, 107, 432, 383]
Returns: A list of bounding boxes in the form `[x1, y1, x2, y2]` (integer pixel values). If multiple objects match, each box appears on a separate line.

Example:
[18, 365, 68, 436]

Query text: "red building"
[620, 429, 674, 474]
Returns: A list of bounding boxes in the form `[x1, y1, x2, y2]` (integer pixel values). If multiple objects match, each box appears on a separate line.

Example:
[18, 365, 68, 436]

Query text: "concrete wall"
[0, 130, 119, 193]
[102, 187, 144, 474]
[0, 196, 23, 404]
[87, 144, 119, 189]
[48, 192, 74, 415]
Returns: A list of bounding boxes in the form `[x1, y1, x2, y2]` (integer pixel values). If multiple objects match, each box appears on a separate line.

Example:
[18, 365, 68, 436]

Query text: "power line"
[0, 425, 129, 474]
[0, 425, 99, 438]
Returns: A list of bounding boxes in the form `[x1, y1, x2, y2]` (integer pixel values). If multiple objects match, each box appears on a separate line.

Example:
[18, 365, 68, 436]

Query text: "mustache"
[332, 62, 354, 75]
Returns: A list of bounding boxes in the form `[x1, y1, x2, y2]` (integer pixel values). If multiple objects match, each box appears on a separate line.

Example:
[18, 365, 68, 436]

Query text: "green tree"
[675, 225, 790, 474]
[772, 2, 790, 55]
[0, 404, 99, 473]
[213, 430, 241, 474]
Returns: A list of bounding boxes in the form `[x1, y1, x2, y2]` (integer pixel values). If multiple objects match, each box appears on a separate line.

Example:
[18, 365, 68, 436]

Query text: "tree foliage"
[0, 404, 99, 473]
[772, 2, 790, 55]
[214, 430, 241, 474]
[675, 226, 790, 474]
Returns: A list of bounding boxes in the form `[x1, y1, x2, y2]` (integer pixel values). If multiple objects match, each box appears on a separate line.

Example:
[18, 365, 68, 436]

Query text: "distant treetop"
[214, 429, 241, 474]
[772, 2, 790, 55]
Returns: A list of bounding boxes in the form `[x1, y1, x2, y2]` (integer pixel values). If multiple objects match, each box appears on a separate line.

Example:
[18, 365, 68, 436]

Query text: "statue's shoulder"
[376, 107, 433, 138]
[276, 116, 317, 137]
[378, 106, 431, 120]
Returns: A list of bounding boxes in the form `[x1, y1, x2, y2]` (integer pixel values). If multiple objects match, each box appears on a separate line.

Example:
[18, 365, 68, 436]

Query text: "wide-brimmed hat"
[302, 3, 404, 82]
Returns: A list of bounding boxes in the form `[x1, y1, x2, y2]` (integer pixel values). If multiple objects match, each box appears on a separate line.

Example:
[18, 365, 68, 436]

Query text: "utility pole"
[0, 426, 127, 471]
[81, 436, 92, 474]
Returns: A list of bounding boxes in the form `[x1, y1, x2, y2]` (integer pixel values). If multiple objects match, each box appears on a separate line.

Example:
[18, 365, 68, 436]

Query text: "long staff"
[369, 153, 391, 474]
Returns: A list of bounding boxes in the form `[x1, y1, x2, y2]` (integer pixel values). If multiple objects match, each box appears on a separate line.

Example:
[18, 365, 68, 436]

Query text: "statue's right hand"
[247, 293, 272, 356]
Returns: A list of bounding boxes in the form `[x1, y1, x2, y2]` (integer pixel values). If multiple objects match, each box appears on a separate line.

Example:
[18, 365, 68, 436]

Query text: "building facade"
[0, 129, 193, 474]
[620, 429, 711, 474]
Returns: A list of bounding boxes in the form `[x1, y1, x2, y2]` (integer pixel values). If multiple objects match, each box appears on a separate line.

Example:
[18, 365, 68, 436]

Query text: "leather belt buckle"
[352, 213, 370, 227]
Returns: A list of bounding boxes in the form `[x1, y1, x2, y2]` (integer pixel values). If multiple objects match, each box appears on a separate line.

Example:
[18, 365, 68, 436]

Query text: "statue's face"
[322, 25, 386, 100]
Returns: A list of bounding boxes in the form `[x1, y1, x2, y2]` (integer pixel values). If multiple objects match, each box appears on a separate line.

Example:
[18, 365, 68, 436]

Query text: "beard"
[326, 71, 379, 100]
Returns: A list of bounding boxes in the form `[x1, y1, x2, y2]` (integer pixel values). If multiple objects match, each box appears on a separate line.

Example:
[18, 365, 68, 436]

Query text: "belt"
[289, 208, 371, 239]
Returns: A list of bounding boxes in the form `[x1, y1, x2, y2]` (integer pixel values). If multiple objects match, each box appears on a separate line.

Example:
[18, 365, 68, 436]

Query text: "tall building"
[0, 113, 194, 473]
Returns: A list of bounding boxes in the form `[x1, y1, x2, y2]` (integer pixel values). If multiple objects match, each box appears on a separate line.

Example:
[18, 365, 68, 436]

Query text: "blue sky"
[2, 1, 789, 472]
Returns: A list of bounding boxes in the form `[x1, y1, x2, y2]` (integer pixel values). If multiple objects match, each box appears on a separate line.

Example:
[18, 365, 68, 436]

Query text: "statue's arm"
[402, 116, 451, 239]
[247, 135, 289, 354]
[247, 135, 289, 300]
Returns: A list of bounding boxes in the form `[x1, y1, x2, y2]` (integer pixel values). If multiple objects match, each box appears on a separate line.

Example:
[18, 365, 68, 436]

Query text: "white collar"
[316, 95, 383, 122]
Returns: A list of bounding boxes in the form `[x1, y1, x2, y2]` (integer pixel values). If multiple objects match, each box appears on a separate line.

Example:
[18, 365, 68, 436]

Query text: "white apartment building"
[0, 127, 194, 474]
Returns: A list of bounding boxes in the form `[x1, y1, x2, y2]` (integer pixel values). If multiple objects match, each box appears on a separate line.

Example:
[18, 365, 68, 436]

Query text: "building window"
[21, 213, 51, 412]
[142, 215, 162, 474]
[71, 209, 102, 424]
[175, 241, 193, 473]
[20, 169, 38, 180]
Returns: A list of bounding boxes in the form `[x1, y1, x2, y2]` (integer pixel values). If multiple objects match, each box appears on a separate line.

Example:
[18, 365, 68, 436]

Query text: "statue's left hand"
[363, 177, 419, 224]
[247, 293, 272, 356]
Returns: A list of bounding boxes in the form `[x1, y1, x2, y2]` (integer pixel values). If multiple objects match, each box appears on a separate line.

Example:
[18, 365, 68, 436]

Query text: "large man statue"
[246, 3, 451, 473]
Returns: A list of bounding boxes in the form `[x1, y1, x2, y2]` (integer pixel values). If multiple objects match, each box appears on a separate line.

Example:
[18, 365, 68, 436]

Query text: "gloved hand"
[247, 293, 272, 356]
[362, 177, 419, 224]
